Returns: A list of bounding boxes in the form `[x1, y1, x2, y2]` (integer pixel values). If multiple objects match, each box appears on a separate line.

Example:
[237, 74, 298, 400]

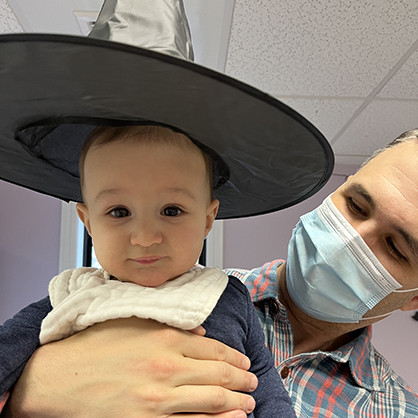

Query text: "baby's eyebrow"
[165, 187, 197, 201]
[93, 187, 197, 202]
[94, 188, 121, 202]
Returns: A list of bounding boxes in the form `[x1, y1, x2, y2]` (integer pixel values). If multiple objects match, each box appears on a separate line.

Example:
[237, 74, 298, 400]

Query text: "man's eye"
[346, 197, 367, 216]
[163, 206, 182, 217]
[110, 208, 130, 218]
[386, 237, 407, 262]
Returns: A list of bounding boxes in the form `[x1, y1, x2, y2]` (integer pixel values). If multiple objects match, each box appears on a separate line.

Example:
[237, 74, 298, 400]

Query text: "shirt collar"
[345, 326, 388, 391]
[243, 260, 388, 391]
[242, 259, 284, 303]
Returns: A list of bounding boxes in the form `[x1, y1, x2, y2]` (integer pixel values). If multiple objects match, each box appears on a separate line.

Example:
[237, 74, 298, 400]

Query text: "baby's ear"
[205, 199, 220, 236]
[76, 203, 92, 235]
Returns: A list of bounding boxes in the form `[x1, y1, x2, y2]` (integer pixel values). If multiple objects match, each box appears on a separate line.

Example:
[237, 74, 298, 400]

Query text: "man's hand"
[5, 318, 257, 417]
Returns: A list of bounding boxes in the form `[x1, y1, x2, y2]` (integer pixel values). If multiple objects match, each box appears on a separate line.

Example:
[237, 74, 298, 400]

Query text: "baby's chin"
[109, 264, 197, 288]
[114, 272, 175, 288]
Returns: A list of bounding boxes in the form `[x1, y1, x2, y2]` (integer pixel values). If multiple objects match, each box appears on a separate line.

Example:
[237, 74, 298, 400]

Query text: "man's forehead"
[354, 142, 418, 186]
[366, 141, 418, 167]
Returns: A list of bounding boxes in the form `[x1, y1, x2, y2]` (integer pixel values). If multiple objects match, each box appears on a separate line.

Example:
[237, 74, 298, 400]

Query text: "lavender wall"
[223, 165, 353, 269]
[223, 164, 418, 391]
[0, 180, 61, 324]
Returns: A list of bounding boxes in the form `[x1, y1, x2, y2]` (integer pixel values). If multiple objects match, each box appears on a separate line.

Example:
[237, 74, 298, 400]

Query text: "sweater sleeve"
[242, 285, 296, 417]
[0, 297, 52, 396]
[203, 277, 296, 417]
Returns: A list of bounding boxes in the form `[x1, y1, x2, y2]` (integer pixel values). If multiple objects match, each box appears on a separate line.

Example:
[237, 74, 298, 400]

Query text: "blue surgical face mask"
[286, 195, 418, 323]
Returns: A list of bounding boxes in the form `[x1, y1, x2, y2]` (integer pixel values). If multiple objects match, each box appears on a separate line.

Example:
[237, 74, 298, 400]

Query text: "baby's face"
[77, 137, 218, 287]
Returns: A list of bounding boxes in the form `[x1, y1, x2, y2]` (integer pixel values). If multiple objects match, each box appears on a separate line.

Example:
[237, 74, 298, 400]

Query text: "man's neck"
[276, 263, 362, 355]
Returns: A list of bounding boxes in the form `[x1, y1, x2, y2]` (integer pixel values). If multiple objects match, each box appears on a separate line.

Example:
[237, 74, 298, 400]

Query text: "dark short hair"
[79, 125, 213, 201]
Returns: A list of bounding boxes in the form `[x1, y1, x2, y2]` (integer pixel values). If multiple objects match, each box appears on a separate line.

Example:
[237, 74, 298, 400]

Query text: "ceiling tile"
[278, 97, 363, 142]
[7, 0, 103, 34]
[226, 0, 418, 97]
[378, 49, 418, 99]
[0, 0, 22, 33]
[332, 99, 418, 163]
[7, 0, 232, 72]
[335, 154, 370, 166]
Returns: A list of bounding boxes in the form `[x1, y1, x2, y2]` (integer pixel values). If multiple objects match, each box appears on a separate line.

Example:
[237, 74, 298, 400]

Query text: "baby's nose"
[130, 219, 163, 247]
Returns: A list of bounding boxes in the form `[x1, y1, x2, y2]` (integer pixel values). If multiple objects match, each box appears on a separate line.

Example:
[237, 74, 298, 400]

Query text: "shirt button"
[281, 367, 290, 379]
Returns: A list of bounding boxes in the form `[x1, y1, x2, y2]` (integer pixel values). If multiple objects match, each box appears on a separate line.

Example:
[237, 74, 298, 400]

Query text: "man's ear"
[76, 203, 92, 236]
[205, 199, 220, 237]
[400, 295, 418, 312]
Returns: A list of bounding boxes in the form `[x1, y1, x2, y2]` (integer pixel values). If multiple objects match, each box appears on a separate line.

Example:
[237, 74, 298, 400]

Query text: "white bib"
[40, 267, 228, 345]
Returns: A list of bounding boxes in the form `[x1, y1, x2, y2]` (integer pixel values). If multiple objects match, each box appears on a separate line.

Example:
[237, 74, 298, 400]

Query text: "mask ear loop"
[393, 286, 418, 293]
[360, 286, 418, 321]
[360, 311, 394, 321]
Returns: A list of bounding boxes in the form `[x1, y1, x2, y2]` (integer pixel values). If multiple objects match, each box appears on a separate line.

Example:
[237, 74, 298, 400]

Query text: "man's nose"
[352, 220, 379, 248]
[130, 218, 163, 247]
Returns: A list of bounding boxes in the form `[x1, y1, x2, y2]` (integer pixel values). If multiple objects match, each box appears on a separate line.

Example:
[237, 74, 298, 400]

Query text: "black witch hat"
[0, 0, 334, 219]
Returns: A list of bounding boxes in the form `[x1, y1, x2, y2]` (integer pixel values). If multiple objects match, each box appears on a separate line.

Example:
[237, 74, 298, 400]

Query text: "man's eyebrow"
[348, 183, 418, 258]
[346, 183, 376, 210]
[395, 227, 418, 260]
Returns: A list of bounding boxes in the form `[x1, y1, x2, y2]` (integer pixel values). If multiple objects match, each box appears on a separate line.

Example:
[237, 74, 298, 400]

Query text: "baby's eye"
[110, 208, 130, 218]
[163, 206, 182, 217]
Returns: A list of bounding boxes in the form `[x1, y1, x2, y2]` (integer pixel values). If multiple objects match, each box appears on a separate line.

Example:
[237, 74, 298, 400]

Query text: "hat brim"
[0, 34, 334, 219]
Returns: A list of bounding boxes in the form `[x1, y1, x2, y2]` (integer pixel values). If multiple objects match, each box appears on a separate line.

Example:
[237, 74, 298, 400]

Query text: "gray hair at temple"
[360, 128, 418, 169]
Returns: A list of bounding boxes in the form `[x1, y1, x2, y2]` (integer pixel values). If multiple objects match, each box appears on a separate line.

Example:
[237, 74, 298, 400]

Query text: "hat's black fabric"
[0, 33, 334, 219]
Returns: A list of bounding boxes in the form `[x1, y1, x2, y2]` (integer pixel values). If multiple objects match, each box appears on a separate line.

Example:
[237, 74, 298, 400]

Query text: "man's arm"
[3, 317, 257, 417]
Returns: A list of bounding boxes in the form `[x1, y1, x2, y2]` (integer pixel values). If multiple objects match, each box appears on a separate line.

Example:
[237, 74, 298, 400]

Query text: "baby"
[39, 125, 296, 417]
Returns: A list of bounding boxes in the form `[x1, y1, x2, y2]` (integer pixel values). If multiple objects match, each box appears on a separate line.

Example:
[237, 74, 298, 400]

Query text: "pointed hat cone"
[0, 0, 333, 218]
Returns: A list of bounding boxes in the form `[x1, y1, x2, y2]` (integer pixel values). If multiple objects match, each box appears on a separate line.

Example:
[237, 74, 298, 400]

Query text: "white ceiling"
[2, 0, 418, 167]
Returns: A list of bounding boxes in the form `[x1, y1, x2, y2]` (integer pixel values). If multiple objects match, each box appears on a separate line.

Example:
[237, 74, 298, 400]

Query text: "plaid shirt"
[225, 260, 418, 418]
[0, 393, 6, 411]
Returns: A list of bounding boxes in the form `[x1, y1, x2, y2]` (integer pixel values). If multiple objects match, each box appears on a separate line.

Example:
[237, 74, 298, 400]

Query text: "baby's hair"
[79, 125, 213, 202]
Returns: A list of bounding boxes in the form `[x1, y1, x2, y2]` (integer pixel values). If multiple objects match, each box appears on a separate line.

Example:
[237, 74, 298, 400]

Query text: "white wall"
[223, 166, 352, 268]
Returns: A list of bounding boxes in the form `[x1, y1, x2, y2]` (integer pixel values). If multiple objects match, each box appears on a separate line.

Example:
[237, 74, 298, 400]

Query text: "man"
[3, 130, 418, 417]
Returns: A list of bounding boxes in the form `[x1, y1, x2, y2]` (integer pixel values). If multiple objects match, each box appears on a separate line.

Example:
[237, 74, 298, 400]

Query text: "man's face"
[331, 141, 418, 318]
[77, 137, 219, 287]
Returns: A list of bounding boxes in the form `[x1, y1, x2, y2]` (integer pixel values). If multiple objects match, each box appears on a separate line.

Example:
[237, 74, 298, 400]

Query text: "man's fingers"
[139, 354, 258, 394]
[188, 325, 206, 336]
[181, 358, 258, 392]
[180, 333, 251, 371]
[169, 386, 256, 415]
[172, 412, 248, 418]
[126, 318, 249, 371]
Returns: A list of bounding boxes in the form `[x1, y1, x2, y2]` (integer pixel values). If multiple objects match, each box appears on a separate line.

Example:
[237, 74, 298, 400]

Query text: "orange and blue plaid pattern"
[0, 392, 8, 411]
[225, 260, 418, 418]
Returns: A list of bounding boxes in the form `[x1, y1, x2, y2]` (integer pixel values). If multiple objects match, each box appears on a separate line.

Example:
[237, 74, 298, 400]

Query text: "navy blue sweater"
[0, 277, 295, 417]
